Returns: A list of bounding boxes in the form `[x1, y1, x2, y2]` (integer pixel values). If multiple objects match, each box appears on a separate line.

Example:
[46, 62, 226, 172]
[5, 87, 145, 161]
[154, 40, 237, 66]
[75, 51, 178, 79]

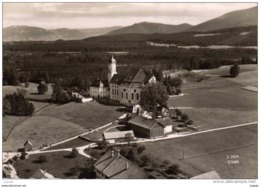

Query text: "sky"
[3, 3, 257, 29]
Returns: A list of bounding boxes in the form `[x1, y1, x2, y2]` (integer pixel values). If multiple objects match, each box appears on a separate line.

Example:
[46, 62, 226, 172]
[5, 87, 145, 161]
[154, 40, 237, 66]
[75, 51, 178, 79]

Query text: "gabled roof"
[30, 169, 55, 179]
[156, 117, 173, 127]
[110, 74, 125, 85]
[103, 130, 134, 140]
[191, 171, 221, 179]
[128, 115, 164, 129]
[122, 68, 146, 83]
[24, 140, 32, 146]
[94, 150, 153, 179]
[90, 79, 108, 87]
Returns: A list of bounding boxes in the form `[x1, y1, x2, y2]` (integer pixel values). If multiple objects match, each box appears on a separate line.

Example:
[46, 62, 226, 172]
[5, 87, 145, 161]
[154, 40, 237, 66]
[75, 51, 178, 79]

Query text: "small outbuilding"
[24, 140, 33, 152]
[103, 130, 135, 144]
[156, 117, 173, 134]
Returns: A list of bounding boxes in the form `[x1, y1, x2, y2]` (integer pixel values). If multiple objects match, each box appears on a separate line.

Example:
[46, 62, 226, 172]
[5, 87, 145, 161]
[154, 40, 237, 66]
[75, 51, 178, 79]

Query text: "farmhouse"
[90, 56, 157, 106]
[94, 149, 153, 179]
[24, 140, 33, 152]
[30, 169, 55, 179]
[103, 130, 135, 143]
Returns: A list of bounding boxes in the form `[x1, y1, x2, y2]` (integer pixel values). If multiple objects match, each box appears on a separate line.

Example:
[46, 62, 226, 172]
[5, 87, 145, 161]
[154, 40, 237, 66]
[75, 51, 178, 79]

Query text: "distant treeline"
[3, 26, 257, 92]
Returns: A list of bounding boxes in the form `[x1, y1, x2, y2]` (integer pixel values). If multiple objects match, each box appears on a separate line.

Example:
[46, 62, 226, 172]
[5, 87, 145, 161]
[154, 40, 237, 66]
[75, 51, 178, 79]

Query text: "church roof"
[110, 74, 125, 84]
[123, 68, 146, 83]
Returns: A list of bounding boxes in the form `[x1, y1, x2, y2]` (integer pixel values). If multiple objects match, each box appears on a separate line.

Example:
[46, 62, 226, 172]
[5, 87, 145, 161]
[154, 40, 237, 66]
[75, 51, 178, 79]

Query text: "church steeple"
[108, 55, 117, 84]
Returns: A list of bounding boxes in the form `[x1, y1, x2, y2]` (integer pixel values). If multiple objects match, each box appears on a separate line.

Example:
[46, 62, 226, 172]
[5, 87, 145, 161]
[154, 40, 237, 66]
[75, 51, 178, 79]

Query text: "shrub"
[71, 147, 79, 158]
[230, 64, 240, 77]
[186, 120, 193, 125]
[37, 81, 48, 94]
[181, 113, 189, 122]
[137, 146, 146, 154]
[38, 155, 48, 163]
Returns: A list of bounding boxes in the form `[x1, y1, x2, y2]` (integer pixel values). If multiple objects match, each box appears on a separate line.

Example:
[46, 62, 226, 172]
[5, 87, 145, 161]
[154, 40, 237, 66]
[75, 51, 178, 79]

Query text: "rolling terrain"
[107, 22, 192, 35]
[3, 25, 122, 41]
[187, 6, 257, 32]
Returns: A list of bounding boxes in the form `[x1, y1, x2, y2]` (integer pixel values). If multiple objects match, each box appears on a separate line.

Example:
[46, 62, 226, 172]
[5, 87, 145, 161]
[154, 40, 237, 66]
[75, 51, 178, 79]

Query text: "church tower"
[108, 55, 117, 84]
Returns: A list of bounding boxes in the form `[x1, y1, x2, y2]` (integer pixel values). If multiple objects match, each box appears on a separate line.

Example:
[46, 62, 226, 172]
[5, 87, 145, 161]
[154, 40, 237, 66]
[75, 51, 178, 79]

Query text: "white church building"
[90, 56, 156, 106]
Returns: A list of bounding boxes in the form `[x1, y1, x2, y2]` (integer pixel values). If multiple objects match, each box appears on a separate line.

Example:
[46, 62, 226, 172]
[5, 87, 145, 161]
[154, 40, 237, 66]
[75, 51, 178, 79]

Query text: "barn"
[128, 115, 165, 138]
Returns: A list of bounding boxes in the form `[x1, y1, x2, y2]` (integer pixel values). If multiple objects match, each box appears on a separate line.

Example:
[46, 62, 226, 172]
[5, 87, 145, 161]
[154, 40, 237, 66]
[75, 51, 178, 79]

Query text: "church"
[90, 56, 156, 106]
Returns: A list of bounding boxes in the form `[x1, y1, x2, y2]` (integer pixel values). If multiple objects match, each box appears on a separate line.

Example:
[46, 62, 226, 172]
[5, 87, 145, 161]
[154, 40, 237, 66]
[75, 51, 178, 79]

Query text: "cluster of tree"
[171, 109, 193, 126]
[3, 68, 19, 86]
[163, 76, 182, 95]
[3, 91, 35, 116]
[51, 83, 72, 104]
[140, 82, 169, 113]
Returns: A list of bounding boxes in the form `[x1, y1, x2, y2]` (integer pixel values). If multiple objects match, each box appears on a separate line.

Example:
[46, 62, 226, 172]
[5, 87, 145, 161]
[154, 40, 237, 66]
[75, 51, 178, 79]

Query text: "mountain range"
[3, 26, 122, 41]
[106, 22, 192, 35]
[3, 6, 257, 41]
[187, 6, 257, 32]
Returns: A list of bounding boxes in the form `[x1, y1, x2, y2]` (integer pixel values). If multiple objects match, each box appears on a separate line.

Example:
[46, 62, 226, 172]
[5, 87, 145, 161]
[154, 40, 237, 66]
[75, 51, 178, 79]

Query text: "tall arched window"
[122, 92, 123, 98]
[126, 93, 128, 99]
[132, 93, 134, 99]
[136, 93, 139, 100]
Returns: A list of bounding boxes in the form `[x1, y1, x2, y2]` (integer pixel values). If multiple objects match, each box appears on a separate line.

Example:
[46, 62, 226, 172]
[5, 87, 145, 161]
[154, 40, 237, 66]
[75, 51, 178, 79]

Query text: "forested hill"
[4, 26, 256, 53]
[84, 26, 257, 47]
[187, 6, 257, 32]
[106, 22, 192, 35]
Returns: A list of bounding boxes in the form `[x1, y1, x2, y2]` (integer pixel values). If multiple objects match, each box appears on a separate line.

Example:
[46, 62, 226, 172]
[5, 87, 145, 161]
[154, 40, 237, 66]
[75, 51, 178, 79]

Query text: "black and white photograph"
[1, 1, 258, 185]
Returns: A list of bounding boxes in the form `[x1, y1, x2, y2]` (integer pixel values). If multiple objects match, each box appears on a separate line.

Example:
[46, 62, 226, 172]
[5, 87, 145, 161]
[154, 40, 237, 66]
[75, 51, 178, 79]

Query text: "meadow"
[14, 151, 93, 179]
[141, 124, 257, 179]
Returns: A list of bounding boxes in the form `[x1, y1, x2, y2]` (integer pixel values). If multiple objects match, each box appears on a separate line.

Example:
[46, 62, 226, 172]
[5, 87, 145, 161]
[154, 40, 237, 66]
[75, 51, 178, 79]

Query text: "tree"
[166, 164, 180, 175]
[125, 133, 134, 144]
[140, 82, 169, 112]
[52, 83, 71, 104]
[96, 140, 107, 149]
[38, 155, 48, 163]
[181, 113, 189, 122]
[137, 146, 146, 154]
[3, 98, 11, 116]
[175, 109, 183, 117]
[37, 81, 48, 94]
[230, 64, 240, 77]
[152, 69, 163, 82]
[71, 147, 79, 158]
[4, 92, 35, 116]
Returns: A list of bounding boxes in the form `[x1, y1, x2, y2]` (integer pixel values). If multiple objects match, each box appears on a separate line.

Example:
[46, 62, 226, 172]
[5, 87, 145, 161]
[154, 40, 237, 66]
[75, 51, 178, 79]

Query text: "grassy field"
[14, 151, 92, 179]
[2, 115, 28, 142]
[182, 108, 257, 131]
[3, 116, 86, 152]
[37, 101, 123, 129]
[3, 83, 53, 101]
[141, 124, 257, 179]
[168, 79, 257, 109]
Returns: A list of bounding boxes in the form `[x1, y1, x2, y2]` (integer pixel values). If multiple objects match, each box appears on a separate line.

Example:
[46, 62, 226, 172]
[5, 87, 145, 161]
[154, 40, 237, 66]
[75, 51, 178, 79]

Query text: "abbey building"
[90, 56, 156, 106]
